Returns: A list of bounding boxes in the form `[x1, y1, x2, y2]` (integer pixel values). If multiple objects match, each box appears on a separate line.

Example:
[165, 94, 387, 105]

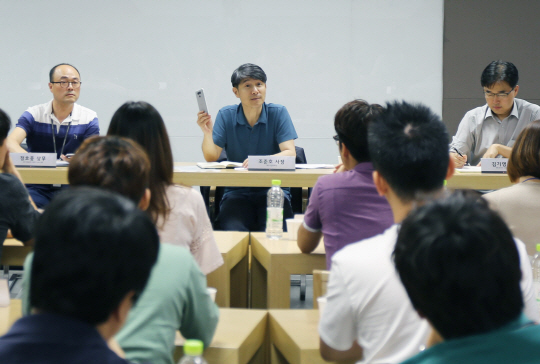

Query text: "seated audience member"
[0, 188, 159, 363]
[450, 60, 540, 167]
[297, 100, 393, 268]
[484, 120, 540, 255]
[395, 194, 540, 364]
[318, 101, 538, 364]
[196, 63, 297, 231]
[0, 108, 39, 253]
[108, 101, 223, 274]
[22, 137, 219, 364]
[6, 63, 99, 207]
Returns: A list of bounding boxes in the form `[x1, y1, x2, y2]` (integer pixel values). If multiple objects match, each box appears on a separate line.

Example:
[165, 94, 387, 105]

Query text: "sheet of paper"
[456, 166, 482, 173]
[174, 165, 212, 172]
[295, 164, 335, 169]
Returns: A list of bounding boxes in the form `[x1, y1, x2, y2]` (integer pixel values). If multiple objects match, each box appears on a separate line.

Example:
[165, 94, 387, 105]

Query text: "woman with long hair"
[108, 101, 223, 274]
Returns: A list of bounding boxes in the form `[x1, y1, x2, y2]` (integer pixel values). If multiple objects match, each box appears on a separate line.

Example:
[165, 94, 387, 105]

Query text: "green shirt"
[401, 314, 540, 364]
[22, 243, 219, 364]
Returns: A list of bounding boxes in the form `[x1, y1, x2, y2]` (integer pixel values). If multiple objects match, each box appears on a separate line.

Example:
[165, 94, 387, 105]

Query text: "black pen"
[452, 147, 470, 166]
[452, 147, 464, 157]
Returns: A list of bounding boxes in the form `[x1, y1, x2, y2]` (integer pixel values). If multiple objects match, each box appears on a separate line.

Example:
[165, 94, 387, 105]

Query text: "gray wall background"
[0, 0, 443, 164]
[443, 0, 540, 137]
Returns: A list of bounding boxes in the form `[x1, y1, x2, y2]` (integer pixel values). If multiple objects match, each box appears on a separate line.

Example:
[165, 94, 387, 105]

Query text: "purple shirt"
[303, 162, 394, 269]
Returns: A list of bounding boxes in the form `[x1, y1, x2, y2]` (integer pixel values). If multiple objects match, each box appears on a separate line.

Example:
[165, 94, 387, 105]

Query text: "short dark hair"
[507, 120, 540, 182]
[335, 100, 384, 163]
[231, 63, 267, 88]
[68, 136, 151, 204]
[368, 101, 449, 202]
[30, 187, 160, 325]
[49, 63, 81, 82]
[480, 60, 519, 89]
[0, 108, 11, 144]
[107, 101, 173, 224]
[394, 193, 523, 340]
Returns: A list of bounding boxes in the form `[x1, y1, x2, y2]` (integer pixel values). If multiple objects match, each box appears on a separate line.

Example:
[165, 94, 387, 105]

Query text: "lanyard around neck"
[50, 116, 72, 159]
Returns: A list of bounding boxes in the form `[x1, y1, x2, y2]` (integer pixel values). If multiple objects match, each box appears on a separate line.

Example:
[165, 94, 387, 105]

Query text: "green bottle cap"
[184, 339, 204, 356]
[536, 244, 540, 252]
[272, 179, 281, 185]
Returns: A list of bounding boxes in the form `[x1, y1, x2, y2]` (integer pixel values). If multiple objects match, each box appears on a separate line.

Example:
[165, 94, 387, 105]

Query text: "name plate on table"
[481, 158, 508, 173]
[11, 153, 57, 168]
[248, 156, 295, 171]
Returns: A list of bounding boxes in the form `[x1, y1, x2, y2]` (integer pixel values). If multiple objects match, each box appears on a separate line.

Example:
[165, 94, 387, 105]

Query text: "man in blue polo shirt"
[6, 63, 99, 207]
[196, 63, 297, 231]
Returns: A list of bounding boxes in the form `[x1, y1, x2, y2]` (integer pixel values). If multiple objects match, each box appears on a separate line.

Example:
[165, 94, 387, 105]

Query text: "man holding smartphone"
[196, 63, 297, 231]
[6, 63, 100, 207]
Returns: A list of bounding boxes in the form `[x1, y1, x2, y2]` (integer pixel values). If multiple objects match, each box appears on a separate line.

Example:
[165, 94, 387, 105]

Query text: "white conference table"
[17, 162, 513, 190]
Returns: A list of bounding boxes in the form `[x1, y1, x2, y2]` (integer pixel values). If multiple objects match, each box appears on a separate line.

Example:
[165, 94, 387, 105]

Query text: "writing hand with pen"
[450, 148, 469, 168]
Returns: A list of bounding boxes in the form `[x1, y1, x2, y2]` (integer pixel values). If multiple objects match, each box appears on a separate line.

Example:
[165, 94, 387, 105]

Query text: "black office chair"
[290, 146, 310, 214]
[200, 150, 228, 226]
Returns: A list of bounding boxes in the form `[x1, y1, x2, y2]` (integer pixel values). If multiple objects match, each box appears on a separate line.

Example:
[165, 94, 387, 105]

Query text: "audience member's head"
[368, 101, 450, 202]
[507, 119, 540, 182]
[30, 187, 160, 329]
[0, 108, 10, 144]
[0, 109, 11, 170]
[334, 100, 384, 163]
[481, 60, 519, 89]
[231, 63, 267, 88]
[393, 193, 523, 340]
[107, 101, 173, 222]
[68, 136, 150, 206]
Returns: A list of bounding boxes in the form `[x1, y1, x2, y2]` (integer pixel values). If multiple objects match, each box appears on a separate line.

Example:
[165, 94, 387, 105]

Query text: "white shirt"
[319, 224, 539, 364]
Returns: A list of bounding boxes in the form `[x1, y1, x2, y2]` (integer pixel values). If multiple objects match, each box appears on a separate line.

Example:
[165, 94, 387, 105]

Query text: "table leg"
[230, 254, 249, 308]
[270, 344, 290, 364]
[207, 264, 230, 307]
[267, 263, 291, 309]
[251, 257, 267, 308]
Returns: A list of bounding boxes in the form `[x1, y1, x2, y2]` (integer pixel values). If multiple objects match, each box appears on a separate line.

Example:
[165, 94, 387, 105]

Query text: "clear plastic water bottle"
[177, 339, 207, 364]
[533, 244, 540, 315]
[266, 179, 284, 239]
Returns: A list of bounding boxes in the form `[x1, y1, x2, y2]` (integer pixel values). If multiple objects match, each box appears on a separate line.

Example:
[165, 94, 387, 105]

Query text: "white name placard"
[481, 158, 508, 173]
[248, 155, 295, 171]
[11, 153, 57, 168]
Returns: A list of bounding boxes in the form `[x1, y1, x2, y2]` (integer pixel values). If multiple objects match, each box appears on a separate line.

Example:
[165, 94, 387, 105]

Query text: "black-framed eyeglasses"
[333, 135, 340, 146]
[483, 88, 514, 98]
[51, 81, 81, 89]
